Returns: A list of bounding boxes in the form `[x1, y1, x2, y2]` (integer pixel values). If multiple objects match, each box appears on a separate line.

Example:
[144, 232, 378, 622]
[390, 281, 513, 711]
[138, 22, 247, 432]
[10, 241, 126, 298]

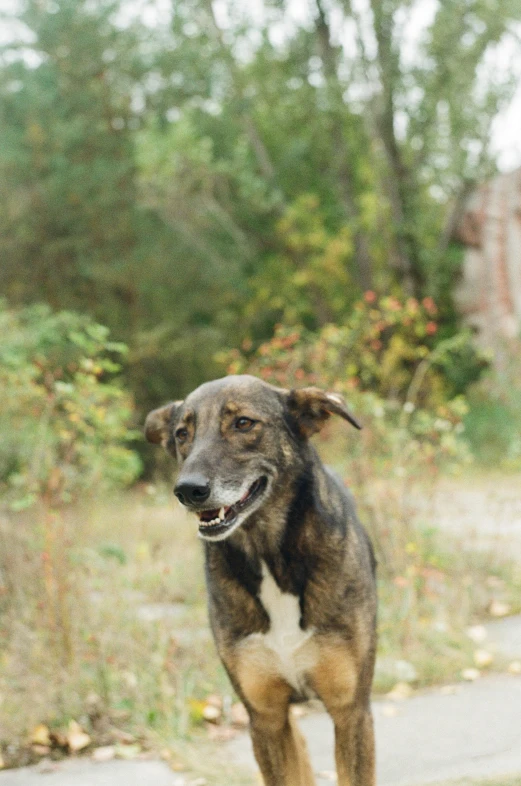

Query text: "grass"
[1, 462, 521, 778]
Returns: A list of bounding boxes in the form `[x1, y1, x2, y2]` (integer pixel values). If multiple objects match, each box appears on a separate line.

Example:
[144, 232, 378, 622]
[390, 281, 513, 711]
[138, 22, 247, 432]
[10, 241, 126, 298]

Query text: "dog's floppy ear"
[144, 401, 183, 447]
[286, 387, 361, 437]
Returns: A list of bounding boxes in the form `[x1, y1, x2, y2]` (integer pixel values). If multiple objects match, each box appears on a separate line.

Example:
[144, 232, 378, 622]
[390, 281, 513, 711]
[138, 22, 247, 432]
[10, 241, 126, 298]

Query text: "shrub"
[0, 301, 141, 511]
[226, 293, 484, 407]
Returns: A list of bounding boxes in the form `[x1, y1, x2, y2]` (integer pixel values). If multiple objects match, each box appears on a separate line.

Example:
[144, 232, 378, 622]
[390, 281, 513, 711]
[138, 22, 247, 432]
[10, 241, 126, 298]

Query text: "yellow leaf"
[386, 682, 413, 701]
[67, 720, 91, 752]
[30, 724, 51, 746]
[473, 649, 493, 668]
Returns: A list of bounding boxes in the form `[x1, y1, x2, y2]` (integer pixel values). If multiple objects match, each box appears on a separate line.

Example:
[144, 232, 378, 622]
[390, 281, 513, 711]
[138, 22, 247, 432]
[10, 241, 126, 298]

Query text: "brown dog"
[145, 375, 377, 785]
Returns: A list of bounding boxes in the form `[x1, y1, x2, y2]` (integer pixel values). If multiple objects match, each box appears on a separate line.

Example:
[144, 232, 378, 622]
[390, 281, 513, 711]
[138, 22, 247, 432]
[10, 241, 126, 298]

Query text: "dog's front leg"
[235, 654, 316, 786]
[309, 643, 376, 786]
[331, 704, 376, 786]
[249, 705, 316, 786]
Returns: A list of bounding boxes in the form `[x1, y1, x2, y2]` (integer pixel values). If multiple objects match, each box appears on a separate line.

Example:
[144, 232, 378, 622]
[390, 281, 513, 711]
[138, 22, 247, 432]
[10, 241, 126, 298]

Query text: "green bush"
[464, 354, 521, 469]
[0, 301, 141, 511]
[223, 294, 475, 475]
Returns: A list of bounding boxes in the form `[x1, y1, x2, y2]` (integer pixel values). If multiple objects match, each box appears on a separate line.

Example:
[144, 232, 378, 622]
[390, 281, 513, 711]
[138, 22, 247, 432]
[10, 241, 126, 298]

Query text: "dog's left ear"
[286, 387, 362, 437]
[144, 401, 183, 447]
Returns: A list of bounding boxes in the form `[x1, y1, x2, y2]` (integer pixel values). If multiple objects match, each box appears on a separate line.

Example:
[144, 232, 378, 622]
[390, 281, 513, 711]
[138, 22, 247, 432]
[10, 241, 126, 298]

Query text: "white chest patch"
[244, 561, 316, 693]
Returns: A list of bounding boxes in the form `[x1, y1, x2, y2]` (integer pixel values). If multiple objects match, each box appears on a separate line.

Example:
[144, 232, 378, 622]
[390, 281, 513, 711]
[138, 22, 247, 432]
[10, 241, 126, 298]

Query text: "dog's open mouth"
[197, 476, 268, 537]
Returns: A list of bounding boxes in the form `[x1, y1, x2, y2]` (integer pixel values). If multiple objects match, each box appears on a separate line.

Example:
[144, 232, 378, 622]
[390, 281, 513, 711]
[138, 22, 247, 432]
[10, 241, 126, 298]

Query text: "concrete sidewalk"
[227, 674, 521, 786]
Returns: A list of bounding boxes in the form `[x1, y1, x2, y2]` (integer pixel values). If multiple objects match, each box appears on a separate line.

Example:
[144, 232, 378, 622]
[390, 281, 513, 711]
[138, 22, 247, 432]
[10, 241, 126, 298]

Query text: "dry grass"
[0, 491, 233, 776]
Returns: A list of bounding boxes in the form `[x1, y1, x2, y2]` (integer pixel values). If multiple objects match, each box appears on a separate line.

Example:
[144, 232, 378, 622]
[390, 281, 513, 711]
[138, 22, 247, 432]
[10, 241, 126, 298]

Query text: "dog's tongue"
[199, 508, 219, 522]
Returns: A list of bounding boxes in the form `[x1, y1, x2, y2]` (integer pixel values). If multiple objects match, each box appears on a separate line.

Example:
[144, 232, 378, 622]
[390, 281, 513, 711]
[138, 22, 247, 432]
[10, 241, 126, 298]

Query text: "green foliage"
[245, 194, 354, 331]
[0, 302, 141, 511]
[463, 356, 521, 468]
[0, 0, 143, 315]
[1, 0, 520, 406]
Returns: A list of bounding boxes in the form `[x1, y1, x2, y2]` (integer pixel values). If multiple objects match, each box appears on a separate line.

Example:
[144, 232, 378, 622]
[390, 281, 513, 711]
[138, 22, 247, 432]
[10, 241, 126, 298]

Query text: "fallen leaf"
[67, 721, 91, 753]
[386, 682, 413, 701]
[474, 649, 494, 668]
[461, 668, 480, 681]
[202, 704, 221, 723]
[466, 625, 487, 644]
[30, 724, 51, 746]
[188, 699, 206, 724]
[230, 702, 249, 726]
[92, 746, 115, 762]
[489, 600, 511, 617]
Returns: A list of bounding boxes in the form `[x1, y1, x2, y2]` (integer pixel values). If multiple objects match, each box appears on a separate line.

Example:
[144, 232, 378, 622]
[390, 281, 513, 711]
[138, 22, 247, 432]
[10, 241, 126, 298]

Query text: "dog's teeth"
[201, 517, 220, 528]
[218, 507, 225, 520]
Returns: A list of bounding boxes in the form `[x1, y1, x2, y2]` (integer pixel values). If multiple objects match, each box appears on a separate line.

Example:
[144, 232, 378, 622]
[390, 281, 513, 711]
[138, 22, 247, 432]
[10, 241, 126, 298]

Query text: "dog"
[145, 374, 377, 786]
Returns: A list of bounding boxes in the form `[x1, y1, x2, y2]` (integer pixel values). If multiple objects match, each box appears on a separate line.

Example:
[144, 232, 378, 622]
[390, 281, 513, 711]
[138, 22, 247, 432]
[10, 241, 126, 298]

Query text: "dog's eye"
[234, 417, 255, 432]
[175, 427, 188, 443]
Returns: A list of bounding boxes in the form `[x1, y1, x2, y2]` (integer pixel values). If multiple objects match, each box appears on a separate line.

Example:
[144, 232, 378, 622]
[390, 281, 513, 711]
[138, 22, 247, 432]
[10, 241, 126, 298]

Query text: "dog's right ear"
[144, 401, 183, 448]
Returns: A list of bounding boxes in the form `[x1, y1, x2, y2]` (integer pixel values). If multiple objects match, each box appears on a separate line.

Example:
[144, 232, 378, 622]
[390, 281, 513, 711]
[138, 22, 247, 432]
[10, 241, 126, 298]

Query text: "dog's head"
[145, 375, 360, 542]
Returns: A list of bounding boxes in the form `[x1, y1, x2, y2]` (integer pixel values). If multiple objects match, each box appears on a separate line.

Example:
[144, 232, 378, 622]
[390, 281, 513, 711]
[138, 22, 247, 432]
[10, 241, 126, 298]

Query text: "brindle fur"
[145, 375, 377, 786]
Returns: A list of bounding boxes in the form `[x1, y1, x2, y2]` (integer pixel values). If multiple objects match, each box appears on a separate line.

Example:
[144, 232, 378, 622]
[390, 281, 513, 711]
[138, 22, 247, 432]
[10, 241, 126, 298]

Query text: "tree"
[0, 0, 145, 321]
[1, 0, 520, 405]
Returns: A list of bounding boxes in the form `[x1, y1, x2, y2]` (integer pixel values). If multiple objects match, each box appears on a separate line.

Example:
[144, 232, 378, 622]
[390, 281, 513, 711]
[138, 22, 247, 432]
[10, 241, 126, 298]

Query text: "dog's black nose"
[174, 476, 211, 506]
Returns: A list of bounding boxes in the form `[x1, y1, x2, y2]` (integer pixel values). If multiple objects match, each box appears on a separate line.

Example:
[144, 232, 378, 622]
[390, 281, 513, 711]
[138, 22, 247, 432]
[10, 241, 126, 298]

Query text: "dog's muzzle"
[174, 475, 269, 540]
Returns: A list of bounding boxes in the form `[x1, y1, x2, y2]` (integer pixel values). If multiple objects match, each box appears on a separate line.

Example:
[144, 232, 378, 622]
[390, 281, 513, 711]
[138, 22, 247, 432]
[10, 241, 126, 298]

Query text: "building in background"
[455, 168, 521, 360]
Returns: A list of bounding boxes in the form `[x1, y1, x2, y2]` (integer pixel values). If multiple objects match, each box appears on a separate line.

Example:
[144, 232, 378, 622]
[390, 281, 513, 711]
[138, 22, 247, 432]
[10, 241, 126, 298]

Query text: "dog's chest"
[245, 561, 316, 692]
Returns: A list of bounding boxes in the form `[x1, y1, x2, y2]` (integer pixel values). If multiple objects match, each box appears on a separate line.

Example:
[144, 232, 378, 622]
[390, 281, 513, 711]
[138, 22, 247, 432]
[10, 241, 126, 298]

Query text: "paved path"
[0, 760, 186, 786]
[228, 674, 521, 785]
